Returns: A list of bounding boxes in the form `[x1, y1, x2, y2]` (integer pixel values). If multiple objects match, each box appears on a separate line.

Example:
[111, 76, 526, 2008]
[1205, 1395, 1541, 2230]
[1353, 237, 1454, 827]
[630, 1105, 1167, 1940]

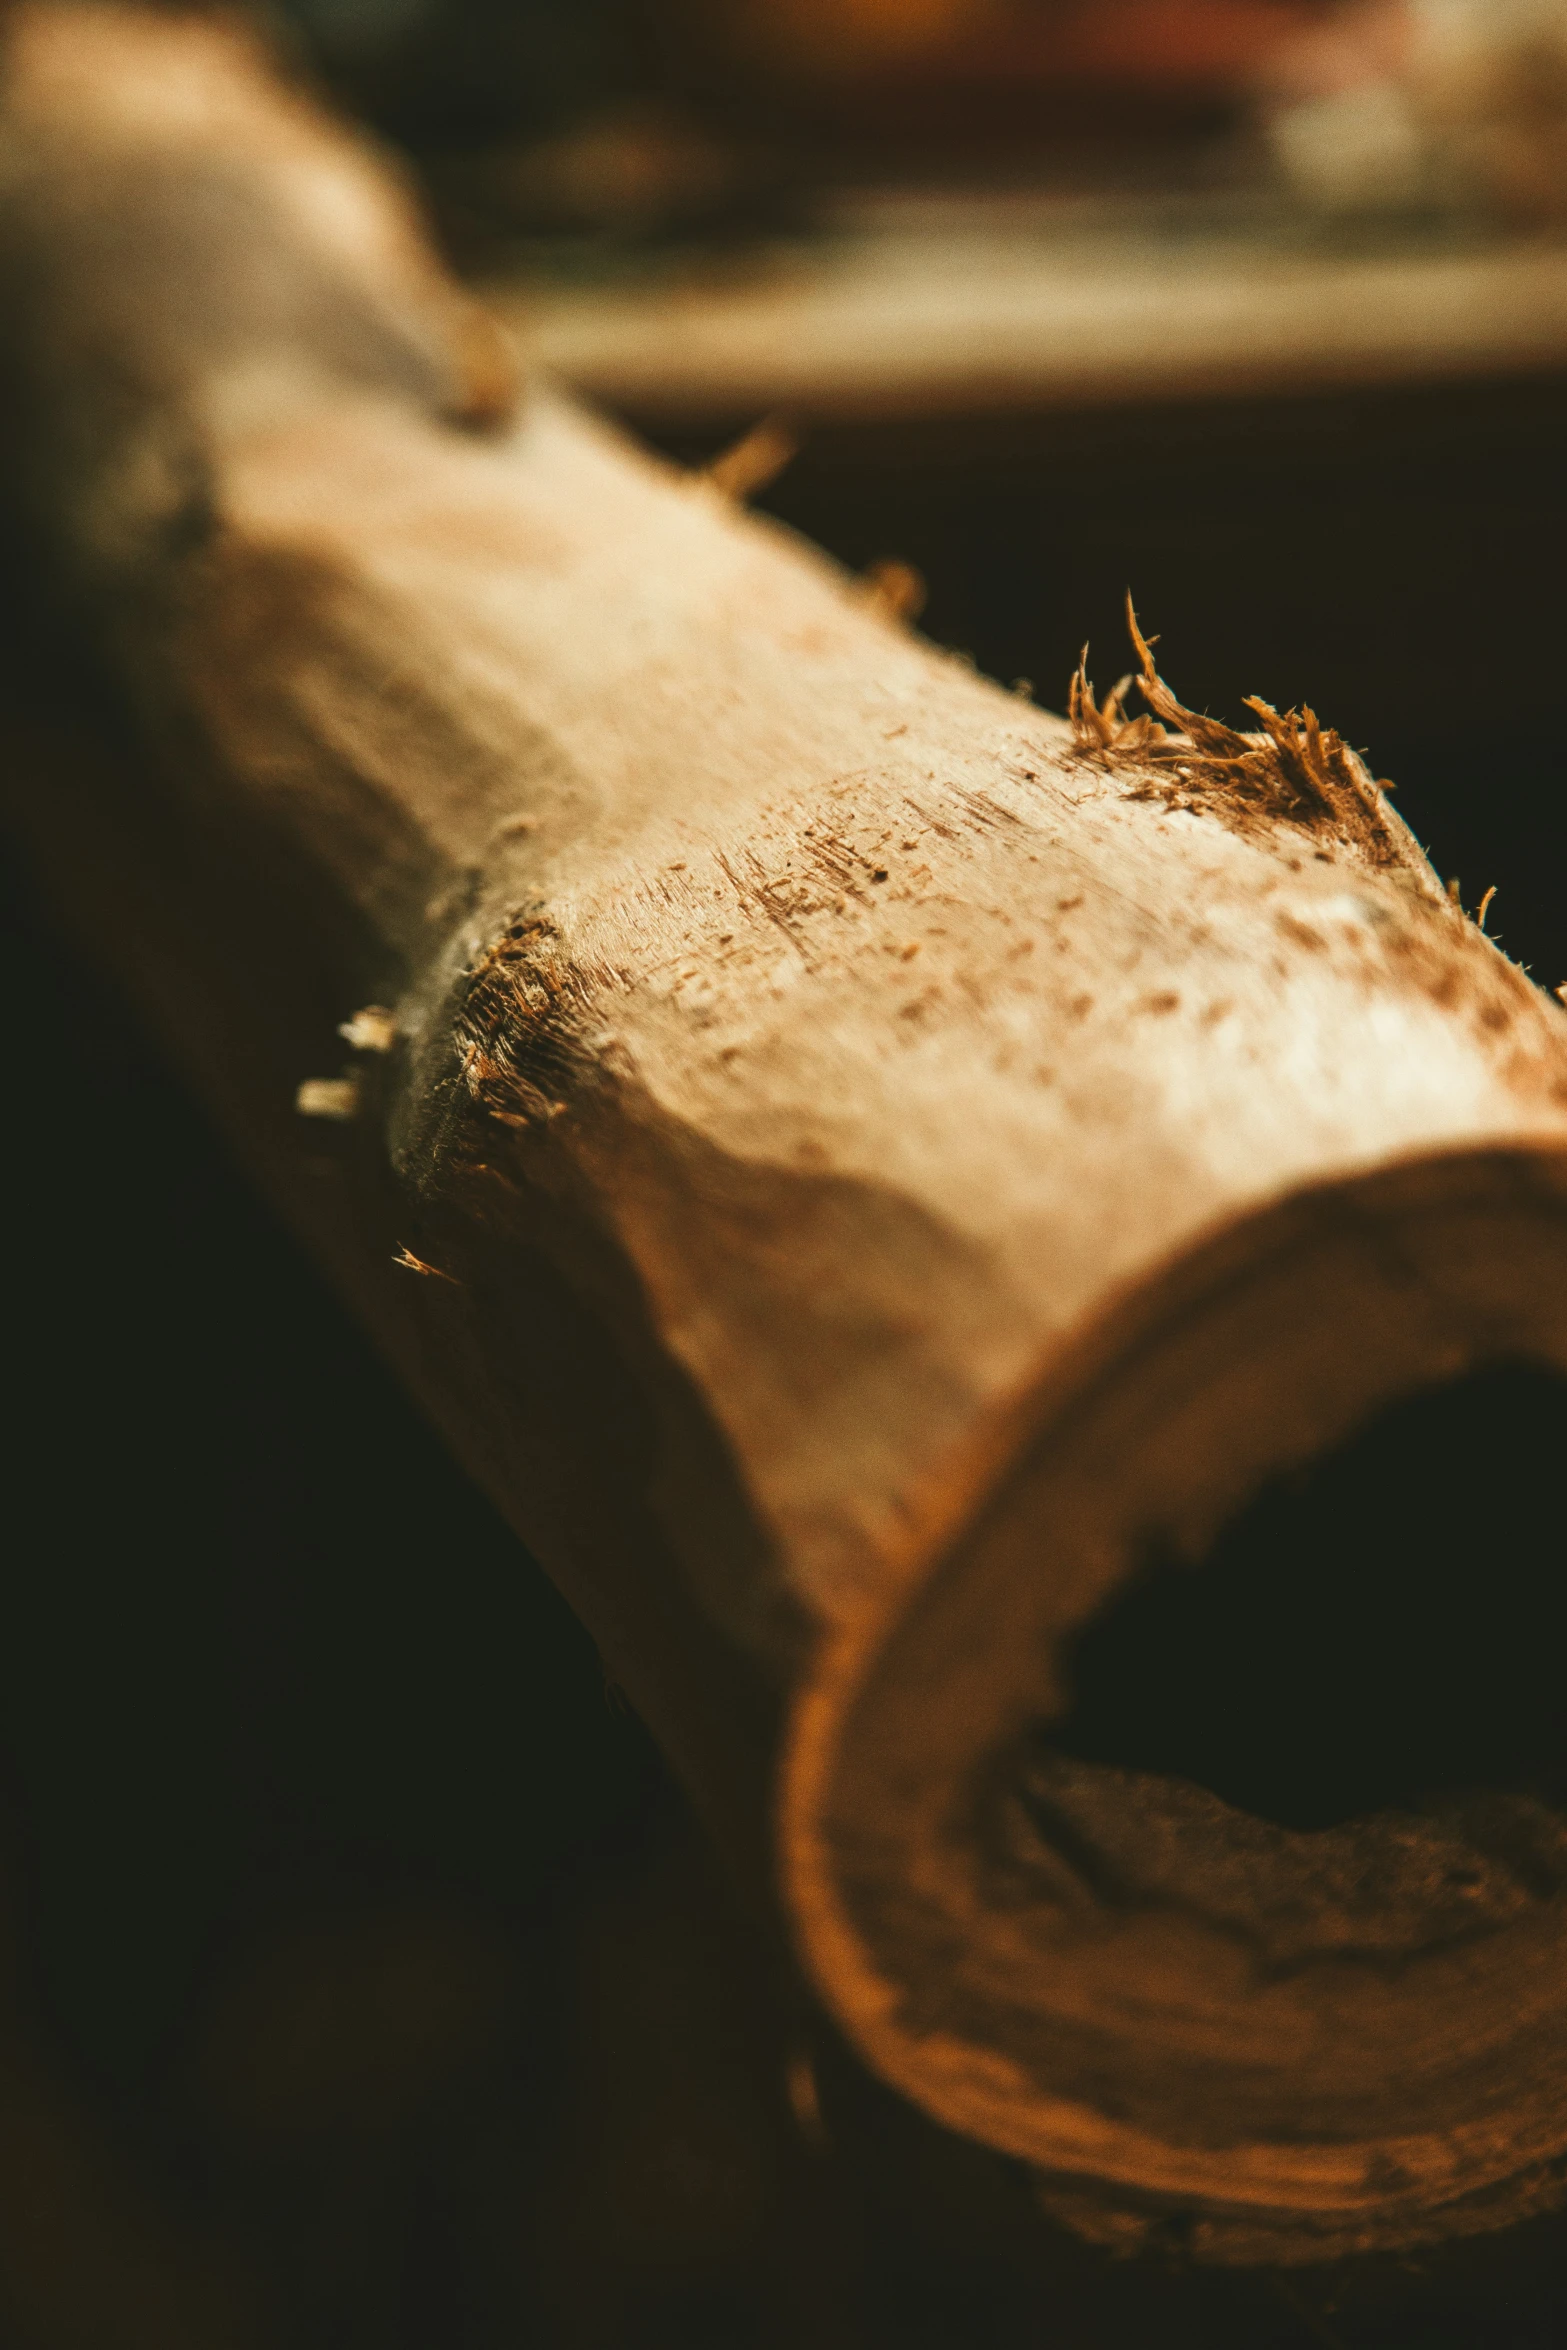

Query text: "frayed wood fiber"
[1070, 595, 1432, 881]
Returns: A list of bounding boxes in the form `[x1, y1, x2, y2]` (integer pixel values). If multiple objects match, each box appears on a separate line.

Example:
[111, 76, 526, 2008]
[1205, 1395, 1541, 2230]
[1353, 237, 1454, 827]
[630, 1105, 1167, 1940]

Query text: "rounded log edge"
[784, 1143, 1567, 2264]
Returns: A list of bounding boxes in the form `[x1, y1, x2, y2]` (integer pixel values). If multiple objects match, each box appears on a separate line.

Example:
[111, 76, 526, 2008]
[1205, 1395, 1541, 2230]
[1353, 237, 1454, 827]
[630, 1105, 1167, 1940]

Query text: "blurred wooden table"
[499, 220, 1567, 426]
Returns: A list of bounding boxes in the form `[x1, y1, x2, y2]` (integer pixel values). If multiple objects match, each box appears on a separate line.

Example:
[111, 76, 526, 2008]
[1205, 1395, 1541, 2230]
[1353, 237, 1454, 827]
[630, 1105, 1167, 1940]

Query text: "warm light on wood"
[5, 4, 1567, 2271]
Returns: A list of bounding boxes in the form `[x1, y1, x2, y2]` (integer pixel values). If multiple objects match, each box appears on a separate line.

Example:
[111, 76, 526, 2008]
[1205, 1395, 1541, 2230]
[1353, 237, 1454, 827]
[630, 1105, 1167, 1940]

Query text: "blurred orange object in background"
[660, 0, 1353, 163]
[716, 0, 1334, 88]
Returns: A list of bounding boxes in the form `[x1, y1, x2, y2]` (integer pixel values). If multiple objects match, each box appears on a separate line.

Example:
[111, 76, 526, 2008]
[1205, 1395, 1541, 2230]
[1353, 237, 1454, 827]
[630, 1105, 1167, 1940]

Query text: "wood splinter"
[4, 3, 1567, 2273]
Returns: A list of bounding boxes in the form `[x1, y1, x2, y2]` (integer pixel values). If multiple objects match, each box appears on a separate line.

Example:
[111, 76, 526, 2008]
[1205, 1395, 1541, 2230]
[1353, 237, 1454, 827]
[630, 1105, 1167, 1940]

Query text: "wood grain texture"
[7, 5, 1567, 2268]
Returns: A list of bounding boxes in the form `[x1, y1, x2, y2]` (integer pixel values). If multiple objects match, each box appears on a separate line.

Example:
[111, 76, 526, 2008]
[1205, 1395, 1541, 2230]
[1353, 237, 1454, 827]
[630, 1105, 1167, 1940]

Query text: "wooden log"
[6, 3, 1567, 2270]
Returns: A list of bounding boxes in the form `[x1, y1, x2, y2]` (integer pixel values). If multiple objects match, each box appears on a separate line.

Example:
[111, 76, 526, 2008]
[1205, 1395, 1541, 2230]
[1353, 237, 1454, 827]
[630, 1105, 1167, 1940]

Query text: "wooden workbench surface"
[498, 221, 1567, 425]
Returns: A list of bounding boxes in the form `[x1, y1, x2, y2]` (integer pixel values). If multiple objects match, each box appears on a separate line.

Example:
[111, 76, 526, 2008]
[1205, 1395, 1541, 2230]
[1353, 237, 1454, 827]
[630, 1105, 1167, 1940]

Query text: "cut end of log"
[786, 1145, 1567, 2264]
